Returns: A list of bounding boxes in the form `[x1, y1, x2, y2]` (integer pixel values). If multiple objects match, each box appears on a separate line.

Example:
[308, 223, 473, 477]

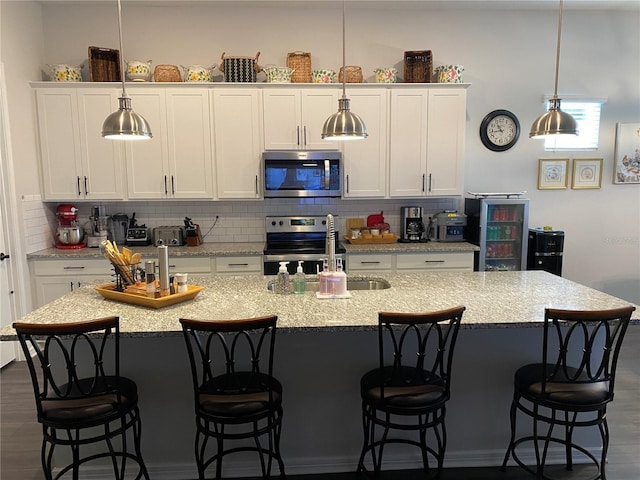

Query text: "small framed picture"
[538, 158, 569, 190]
[572, 158, 603, 189]
[613, 123, 640, 184]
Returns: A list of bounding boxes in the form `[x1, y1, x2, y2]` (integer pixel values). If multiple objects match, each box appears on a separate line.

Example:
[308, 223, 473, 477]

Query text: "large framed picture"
[572, 158, 603, 189]
[538, 158, 569, 190]
[613, 123, 640, 184]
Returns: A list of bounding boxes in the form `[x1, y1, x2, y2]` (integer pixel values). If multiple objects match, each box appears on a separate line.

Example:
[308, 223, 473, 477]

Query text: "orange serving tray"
[343, 234, 399, 245]
[95, 283, 204, 309]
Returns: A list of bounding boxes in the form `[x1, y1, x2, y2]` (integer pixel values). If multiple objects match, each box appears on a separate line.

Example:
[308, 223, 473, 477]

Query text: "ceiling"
[31, 0, 640, 11]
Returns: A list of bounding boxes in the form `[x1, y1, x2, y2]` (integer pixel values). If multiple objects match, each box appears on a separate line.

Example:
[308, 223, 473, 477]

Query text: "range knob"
[271, 220, 277, 226]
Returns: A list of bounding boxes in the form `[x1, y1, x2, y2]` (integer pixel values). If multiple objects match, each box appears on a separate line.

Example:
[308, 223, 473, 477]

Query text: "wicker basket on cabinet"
[404, 50, 433, 83]
[287, 51, 312, 83]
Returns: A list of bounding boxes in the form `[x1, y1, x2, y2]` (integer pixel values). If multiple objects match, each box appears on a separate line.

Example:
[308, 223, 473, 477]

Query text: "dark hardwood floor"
[2, 327, 639, 479]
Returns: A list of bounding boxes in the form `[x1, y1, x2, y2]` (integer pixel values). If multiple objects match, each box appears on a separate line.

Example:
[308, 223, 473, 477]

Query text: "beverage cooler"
[464, 196, 529, 271]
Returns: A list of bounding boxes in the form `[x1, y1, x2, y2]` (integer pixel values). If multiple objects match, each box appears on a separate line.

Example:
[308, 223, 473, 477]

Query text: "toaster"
[153, 226, 185, 246]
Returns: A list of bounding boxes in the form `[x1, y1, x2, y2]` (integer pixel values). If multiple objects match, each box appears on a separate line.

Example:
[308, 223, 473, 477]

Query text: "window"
[544, 100, 603, 151]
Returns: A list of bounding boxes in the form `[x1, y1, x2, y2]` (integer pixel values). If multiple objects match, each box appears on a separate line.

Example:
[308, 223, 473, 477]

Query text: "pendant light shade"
[321, 0, 367, 141]
[530, 0, 577, 139]
[322, 98, 367, 141]
[102, 0, 152, 141]
[102, 97, 152, 140]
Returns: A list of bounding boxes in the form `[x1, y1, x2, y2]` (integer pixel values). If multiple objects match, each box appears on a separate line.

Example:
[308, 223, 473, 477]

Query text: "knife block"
[186, 225, 202, 246]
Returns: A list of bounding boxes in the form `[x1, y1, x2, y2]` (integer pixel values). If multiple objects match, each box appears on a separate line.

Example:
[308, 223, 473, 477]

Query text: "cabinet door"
[300, 89, 339, 149]
[77, 89, 125, 200]
[125, 89, 170, 199]
[389, 89, 428, 197]
[262, 88, 338, 150]
[425, 89, 466, 196]
[263, 89, 301, 149]
[212, 89, 262, 199]
[36, 88, 83, 200]
[165, 89, 214, 199]
[343, 89, 388, 198]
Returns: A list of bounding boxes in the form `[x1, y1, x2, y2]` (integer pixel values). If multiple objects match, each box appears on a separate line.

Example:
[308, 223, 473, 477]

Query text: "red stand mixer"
[55, 204, 86, 249]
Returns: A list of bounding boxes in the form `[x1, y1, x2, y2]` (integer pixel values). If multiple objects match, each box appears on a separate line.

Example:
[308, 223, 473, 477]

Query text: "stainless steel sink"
[267, 277, 390, 292]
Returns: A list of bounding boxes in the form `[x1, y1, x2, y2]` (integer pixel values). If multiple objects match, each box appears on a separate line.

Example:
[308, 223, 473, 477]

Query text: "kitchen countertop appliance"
[110, 213, 129, 246]
[264, 216, 345, 275]
[55, 204, 85, 249]
[87, 204, 110, 248]
[433, 210, 467, 242]
[399, 206, 426, 243]
[153, 226, 186, 247]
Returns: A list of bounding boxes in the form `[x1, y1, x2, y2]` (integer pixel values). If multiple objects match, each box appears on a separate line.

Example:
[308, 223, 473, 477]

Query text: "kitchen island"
[2, 271, 637, 479]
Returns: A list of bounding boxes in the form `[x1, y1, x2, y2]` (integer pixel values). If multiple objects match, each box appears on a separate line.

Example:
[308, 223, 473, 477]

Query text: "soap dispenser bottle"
[333, 257, 347, 296]
[293, 261, 306, 294]
[319, 258, 329, 295]
[276, 261, 291, 294]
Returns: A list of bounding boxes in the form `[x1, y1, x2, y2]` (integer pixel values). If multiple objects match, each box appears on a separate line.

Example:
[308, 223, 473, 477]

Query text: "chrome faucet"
[325, 214, 336, 272]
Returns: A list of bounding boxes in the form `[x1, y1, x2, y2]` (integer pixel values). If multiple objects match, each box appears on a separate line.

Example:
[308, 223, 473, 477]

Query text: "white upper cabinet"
[389, 87, 466, 197]
[426, 89, 466, 196]
[263, 88, 339, 150]
[342, 88, 389, 198]
[212, 89, 262, 199]
[36, 88, 124, 201]
[125, 88, 213, 199]
[389, 89, 428, 197]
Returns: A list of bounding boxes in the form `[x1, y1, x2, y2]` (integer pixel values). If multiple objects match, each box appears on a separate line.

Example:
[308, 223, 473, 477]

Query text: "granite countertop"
[26, 242, 266, 259]
[27, 241, 479, 259]
[3, 271, 637, 339]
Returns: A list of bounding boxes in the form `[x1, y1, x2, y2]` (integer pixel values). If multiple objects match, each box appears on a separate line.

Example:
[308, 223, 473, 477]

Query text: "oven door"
[264, 253, 346, 275]
[263, 150, 342, 198]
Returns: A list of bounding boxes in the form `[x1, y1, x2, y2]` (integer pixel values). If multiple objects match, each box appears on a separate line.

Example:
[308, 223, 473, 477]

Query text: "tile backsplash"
[28, 197, 460, 252]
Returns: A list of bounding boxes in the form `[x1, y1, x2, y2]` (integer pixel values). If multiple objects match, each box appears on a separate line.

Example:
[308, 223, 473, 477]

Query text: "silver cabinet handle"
[346, 174, 350, 193]
[255, 176, 259, 194]
[303, 125, 307, 147]
[77, 176, 81, 196]
[424, 260, 445, 263]
[84, 176, 88, 196]
[360, 261, 381, 265]
[63, 266, 85, 270]
[171, 175, 175, 195]
[428, 173, 432, 193]
[227, 263, 249, 267]
[422, 174, 426, 192]
[296, 126, 300, 147]
[164, 175, 168, 195]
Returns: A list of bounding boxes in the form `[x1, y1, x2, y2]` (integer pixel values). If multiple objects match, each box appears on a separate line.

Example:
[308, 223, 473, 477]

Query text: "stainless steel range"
[263, 216, 346, 275]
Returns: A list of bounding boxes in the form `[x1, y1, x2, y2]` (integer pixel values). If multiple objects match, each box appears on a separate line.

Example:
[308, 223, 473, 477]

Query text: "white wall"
[2, 1, 639, 303]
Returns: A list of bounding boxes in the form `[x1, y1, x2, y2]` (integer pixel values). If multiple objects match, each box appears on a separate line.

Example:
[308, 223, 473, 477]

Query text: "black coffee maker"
[400, 206, 427, 243]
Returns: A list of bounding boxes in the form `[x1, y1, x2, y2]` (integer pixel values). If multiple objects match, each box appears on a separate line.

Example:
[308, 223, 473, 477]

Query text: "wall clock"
[479, 109, 520, 152]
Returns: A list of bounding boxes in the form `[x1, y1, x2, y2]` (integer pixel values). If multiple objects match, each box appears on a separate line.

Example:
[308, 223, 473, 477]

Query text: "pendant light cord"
[116, 0, 128, 99]
[341, 0, 346, 100]
[552, 0, 563, 99]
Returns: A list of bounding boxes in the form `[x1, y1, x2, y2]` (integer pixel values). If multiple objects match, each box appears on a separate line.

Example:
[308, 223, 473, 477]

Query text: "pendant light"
[102, 0, 152, 140]
[321, 0, 367, 141]
[530, 0, 577, 138]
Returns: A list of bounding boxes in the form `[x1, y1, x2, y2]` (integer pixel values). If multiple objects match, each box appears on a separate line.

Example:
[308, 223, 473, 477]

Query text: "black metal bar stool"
[501, 306, 635, 480]
[13, 316, 149, 480]
[180, 315, 285, 479]
[357, 306, 465, 478]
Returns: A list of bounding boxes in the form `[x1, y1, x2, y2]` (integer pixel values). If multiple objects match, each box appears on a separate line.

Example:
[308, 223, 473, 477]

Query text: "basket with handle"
[219, 51, 262, 82]
[287, 51, 312, 83]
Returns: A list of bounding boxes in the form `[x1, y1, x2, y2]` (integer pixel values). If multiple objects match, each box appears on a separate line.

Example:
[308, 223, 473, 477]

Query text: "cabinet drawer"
[31, 258, 112, 276]
[141, 256, 212, 274]
[215, 256, 262, 274]
[347, 254, 393, 271]
[396, 252, 473, 271]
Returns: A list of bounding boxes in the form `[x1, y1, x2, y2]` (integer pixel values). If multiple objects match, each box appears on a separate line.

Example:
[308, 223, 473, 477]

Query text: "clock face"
[480, 110, 521, 151]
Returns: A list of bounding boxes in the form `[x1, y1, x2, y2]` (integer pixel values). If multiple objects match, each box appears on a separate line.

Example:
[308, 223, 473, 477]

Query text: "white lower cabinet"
[347, 251, 474, 274]
[396, 252, 474, 272]
[30, 258, 113, 308]
[347, 254, 394, 272]
[214, 256, 263, 275]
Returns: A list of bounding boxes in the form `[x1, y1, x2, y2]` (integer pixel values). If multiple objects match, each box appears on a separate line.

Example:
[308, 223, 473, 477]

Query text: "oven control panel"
[265, 216, 331, 233]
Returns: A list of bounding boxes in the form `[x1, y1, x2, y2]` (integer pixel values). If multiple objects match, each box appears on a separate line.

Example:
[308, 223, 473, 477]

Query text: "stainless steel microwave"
[263, 150, 342, 198]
